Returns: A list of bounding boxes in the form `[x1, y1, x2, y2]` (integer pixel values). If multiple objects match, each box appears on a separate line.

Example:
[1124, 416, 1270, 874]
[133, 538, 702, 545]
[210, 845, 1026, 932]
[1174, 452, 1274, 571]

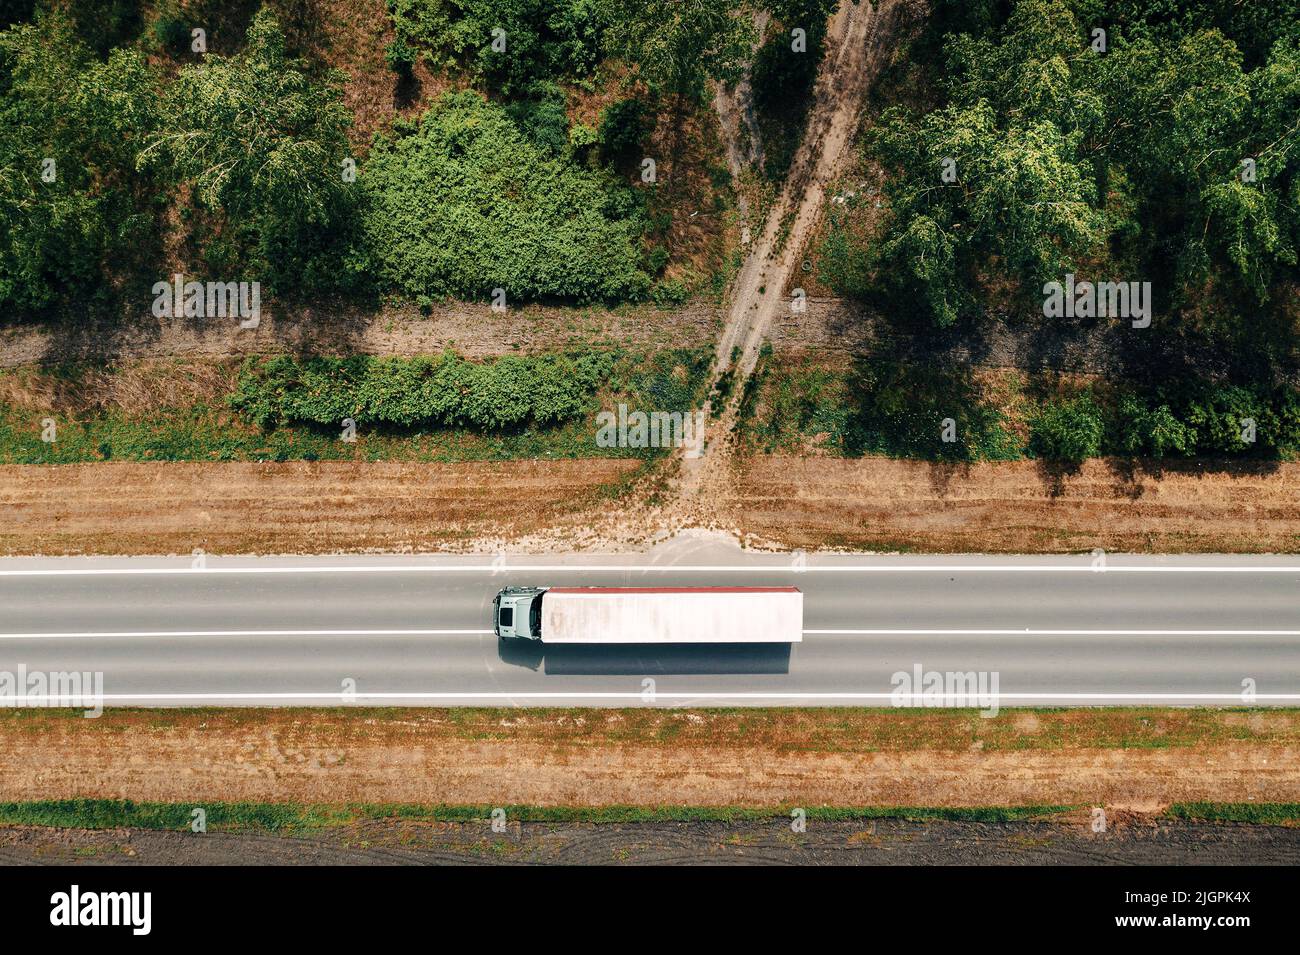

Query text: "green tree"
[144, 10, 359, 293]
[388, 0, 606, 93]
[602, 0, 756, 102]
[0, 13, 159, 314]
[865, 99, 1106, 325]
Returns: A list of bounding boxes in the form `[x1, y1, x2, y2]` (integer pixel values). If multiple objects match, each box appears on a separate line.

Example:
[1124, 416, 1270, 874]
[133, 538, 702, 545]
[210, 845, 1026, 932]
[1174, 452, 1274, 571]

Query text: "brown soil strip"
[0, 301, 721, 369]
[0, 460, 640, 556]
[1, 709, 1295, 809]
[4, 817, 1298, 865]
[5, 453, 1300, 556]
[729, 455, 1300, 553]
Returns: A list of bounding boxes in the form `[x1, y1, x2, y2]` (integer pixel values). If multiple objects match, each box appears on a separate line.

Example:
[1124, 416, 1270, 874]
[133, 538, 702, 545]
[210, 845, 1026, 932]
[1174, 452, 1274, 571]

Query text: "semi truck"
[493, 586, 803, 644]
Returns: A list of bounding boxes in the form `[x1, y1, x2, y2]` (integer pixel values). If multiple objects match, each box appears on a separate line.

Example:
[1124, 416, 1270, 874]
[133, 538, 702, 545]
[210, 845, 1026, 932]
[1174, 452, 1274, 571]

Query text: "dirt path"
[0, 301, 720, 368]
[680, 0, 907, 514]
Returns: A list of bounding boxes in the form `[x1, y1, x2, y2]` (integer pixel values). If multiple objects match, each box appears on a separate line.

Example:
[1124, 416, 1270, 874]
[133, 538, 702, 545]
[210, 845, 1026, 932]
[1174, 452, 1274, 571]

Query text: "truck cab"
[494, 586, 546, 640]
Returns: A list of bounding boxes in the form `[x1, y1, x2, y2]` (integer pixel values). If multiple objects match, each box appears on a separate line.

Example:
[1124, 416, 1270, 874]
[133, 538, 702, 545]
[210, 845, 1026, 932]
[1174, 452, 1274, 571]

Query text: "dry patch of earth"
[3, 816, 1297, 865]
[0, 460, 641, 556]
[727, 455, 1300, 553]
[2, 708, 1296, 808]
[4, 452, 1300, 556]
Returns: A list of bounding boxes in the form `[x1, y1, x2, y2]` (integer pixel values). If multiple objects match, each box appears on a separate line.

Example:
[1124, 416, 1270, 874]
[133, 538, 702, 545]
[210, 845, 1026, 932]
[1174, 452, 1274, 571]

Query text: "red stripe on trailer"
[547, 587, 800, 594]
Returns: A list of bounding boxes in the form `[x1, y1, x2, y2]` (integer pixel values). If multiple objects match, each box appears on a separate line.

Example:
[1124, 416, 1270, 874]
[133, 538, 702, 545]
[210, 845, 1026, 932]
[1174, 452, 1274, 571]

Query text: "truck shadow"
[497, 639, 792, 675]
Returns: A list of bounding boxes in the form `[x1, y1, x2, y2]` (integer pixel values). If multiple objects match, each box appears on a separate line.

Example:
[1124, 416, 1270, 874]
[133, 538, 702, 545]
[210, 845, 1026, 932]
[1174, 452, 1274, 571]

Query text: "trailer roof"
[547, 587, 801, 595]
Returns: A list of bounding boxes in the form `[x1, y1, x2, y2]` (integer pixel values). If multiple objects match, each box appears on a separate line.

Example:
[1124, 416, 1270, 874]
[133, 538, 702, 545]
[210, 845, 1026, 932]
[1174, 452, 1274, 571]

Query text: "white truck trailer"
[493, 586, 803, 643]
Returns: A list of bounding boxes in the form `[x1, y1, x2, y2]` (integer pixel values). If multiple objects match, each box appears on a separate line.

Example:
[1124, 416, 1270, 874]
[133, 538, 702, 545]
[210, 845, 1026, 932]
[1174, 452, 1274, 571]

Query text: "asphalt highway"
[1, 541, 1298, 707]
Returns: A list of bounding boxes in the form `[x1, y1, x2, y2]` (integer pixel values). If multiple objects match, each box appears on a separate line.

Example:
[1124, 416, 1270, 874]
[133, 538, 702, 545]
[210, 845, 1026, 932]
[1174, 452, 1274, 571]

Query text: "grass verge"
[0, 348, 712, 464]
[2, 706, 1297, 752]
[1166, 803, 1300, 825]
[0, 799, 1076, 832]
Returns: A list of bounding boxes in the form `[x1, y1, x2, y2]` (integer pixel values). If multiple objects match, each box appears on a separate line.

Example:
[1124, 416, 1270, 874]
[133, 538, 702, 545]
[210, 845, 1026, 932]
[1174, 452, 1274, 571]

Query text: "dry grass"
[0, 360, 237, 416]
[271, 0, 458, 151]
[2, 707, 1296, 809]
[730, 454, 1300, 553]
[0, 458, 643, 555]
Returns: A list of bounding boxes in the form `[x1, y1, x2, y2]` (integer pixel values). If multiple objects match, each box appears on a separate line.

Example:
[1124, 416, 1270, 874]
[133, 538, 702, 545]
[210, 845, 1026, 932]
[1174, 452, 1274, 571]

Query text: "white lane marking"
[805, 629, 1300, 636]
[2, 564, 1300, 577]
[0, 630, 493, 639]
[7, 693, 1300, 702]
[2, 628, 1297, 640]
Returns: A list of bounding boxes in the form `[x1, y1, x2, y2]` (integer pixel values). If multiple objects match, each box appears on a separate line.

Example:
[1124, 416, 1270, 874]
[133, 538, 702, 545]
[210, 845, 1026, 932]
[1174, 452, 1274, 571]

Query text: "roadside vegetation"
[810, 0, 1300, 457]
[1166, 803, 1300, 825]
[14, 799, 1300, 832]
[0, 347, 712, 463]
[742, 351, 1300, 463]
[5, 704, 1295, 750]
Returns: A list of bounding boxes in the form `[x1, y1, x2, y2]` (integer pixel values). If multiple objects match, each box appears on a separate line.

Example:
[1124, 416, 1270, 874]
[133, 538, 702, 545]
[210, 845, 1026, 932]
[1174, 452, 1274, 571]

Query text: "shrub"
[652, 279, 689, 307]
[505, 83, 570, 155]
[230, 351, 617, 432]
[1181, 384, 1266, 455]
[1029, 394, 1104, 462]
[1111, 393, 1193, 458]
[598, 98, 650, 167]
[384, 37, 417, 76]
[356, 90, 650, 303]
[387, 0, 605, 93]
[152, 16, 190, 56]
[844, 360, 1020, 461]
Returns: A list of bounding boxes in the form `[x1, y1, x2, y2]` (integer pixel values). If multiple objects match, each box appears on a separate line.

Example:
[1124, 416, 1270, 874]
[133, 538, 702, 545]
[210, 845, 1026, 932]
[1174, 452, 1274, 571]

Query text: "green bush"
[1108, 383, 1300, 459]
[651, 278, 689, 307]
[505, 82, 570, 155]
[387, 0, 605, 93]
[1111, 393, 1193, 458]
[844, 360, 1021, 461]
[598, 97, 650, 167]
[356, 90, 650, 303]
[1029, 394, 1104, 462]
[1180, 384, 1265, 455]
[152, 16, 190, 56]
[230, 351, 618, 432]
[384, 37, 417, 75]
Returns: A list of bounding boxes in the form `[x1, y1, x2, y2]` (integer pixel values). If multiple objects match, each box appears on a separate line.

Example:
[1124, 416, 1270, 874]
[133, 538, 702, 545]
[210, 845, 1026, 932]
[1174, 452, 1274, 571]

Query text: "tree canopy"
[826, 0, 1300, 343]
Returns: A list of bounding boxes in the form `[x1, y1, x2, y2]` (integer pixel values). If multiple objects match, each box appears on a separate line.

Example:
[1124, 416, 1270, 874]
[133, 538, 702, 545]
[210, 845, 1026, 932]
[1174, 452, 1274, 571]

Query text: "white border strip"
[3, 564, 1300, 577]
[6, 692, 1300, 702]
[3, 628, 1297, 640]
